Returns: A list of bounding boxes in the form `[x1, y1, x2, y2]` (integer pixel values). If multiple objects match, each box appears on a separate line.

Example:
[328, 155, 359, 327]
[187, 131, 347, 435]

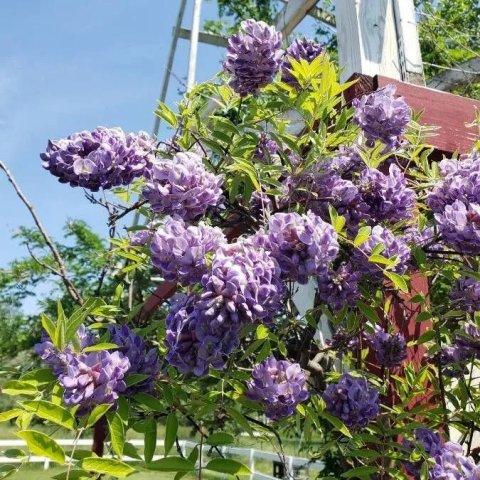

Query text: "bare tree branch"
[0, 160, 83, 305]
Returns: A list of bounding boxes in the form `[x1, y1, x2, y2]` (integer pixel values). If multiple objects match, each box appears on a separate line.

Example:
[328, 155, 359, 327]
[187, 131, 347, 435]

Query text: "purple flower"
[164, 294, 242, 376]
[328, 146, 364, 178]
[430, 442, 480, 479]
[266, 211, 339, 284]
[108, 325, 160, 394]
[352, 85, 411, 150]
[142, 152, 224, 221]
[150, 217, 226, 285]
[246, 356, 309, 421]
[370, 326, 407, 368]
[353, 225, 410, 280]
[281, 38, 323, 87]
[358, 164, 416, 223]
[200, 240, 284, 325]
[252, 133, 279, 163]
[451, 277, 480, 312]
[35, 325, 96, 376]
[41, 127, 155, 191]
[326, 327, 359, 354]
[403, 225, 436, 248]
[224, 19, 283, 96]
[435, 200, 480, 254]
[322, 373, 379, 429]
[317, 263, 361, 311]
[402, 428, 443, 477]
[59, 350, 130, 415]
[454, 322, 480, 359]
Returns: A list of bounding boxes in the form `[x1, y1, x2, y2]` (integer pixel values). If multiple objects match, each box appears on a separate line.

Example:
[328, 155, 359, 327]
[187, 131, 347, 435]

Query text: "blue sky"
[0, 0, 317, 313]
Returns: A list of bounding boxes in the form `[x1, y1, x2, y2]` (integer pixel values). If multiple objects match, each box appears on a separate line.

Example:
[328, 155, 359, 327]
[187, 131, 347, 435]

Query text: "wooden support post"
[336, 0, 424, 84]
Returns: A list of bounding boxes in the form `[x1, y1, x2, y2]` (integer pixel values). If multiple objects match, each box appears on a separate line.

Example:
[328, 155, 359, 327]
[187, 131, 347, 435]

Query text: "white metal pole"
[187, 0, 203, 91]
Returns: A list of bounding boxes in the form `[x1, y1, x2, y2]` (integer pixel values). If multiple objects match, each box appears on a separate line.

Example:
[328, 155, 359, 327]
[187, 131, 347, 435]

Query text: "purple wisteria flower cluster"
[150, 217, 226, 285]
[322, 373, 379, 429]
[352, 225, 411, 280]
[317, 263, 361, 311]
[252, 133, 279, 163]
[108, 325, 160, 394]
[326, 327, 359, 354]
[428, 152, 480, 254]
[358, 164, 416, 223]
[402, 428, 443, 477]
[224, 20, 283, 96]
[36, 324, 159, 413]
[246, 356, 309, 421]
[60, 351, 130, 416]
[451, 277, 480, 312]
[369, 326, 407, 368]
[41, 127, 155, 191]
[142, 151, 224, 221]
[164, 239, 284, 375]
[264, 211, 339, 284]
[165, 293, 242, 376]
[281, 38, 323, 87]
[352, 84, 411, 150]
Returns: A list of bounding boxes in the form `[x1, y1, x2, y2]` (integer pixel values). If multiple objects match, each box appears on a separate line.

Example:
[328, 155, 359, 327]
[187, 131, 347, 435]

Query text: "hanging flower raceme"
[451, 277, 480, 312]
[142, 152, 224, 221]
[59, 350, 130, 415]
[317, 263, 361, 311]
[353, 225, 411, 281]
[352, 84, 411, 150]
[402, 428, 443, 477]
[326, 327, 359, 354]
[358, 164, 416, 223]
[429, 442, 480, 479]
[328, 146, 364, 178]
[252, 133, 279, 163]
[40, 127, 155, 191]
[150, 217, 226, 285]
[199, 240, 284, 326]
[427, 152, 480, 254]
[164, 294, 242, 376]
[369, 326, 407, 368]
[224, 19, 283, 96]
[108, 325, 160, 394]
[265, 211, 339, 284]
[35, 325, 96, 376]
[281, 37, 324, 87]
[246, 356, 309, 421]
[322, 373, 379, 429]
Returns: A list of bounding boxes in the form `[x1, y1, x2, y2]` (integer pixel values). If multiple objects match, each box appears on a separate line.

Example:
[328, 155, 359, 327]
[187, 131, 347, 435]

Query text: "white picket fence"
[0, 438, 324, 480]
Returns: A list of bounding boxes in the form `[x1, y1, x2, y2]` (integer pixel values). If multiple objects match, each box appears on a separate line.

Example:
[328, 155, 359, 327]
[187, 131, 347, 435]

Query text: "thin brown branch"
[0, 160, 83, 305]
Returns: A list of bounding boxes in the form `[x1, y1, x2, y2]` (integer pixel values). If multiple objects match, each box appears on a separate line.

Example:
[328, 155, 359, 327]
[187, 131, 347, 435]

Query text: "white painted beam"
[274, 0, 319, 37]
[336, 0, 424, 85]
[427, 56, 480, 92]
[178, 27, 228, 47]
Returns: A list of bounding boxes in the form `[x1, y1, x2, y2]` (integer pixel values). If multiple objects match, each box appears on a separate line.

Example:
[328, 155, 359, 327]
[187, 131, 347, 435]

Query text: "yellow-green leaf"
[80, 457, 135, 478]
[17, 430, 65, 464]
[22, 401, 75, 430]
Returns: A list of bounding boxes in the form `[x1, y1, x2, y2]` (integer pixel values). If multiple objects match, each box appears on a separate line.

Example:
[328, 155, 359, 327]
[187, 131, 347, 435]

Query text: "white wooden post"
[43, 458, 50, 470]
[336, 0, 424, 84]
[248, 448, 255, 480]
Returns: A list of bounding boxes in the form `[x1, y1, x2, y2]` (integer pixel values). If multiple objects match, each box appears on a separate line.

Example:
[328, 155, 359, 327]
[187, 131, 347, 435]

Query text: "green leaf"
[125, 373, 149, 387]
[318, 411, 352, 438]
[85, 404, 112, 429]
[123, 442, 142, 460]
[155, 101, 178, 128]
[146, 457, 195, 472]
[17, 430, 65, 464]
[206, 432, 235, 446]
[1, 380, 38, 396]
[79, 457, 135, 478]
[416, 330, 436, 345]
[342, 466, 379, 478]
[384, 271, 409, 293]
[65, 298, 104, 344]
[354, 226, 371, 247]
[108, 413, 125, 457]
[164, 413, 178, 456]
[22, 400, 76, 430]
[20, 368, 55, 386]
[328, 205, 346, 233]
[225, 407, 253, 436]
[356, 302, 379, 323]
[41, 314, 56, 342]
[134, 393, 164, 412]
[0, 465, 17, 479]
[83, 342, 119, 352]
[205, 459, 251, 476]
[54, 301, 67, 350]
[0, 409, 22, 423]
[52, 470, 90, 480]
[144, 418, 157, 463]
